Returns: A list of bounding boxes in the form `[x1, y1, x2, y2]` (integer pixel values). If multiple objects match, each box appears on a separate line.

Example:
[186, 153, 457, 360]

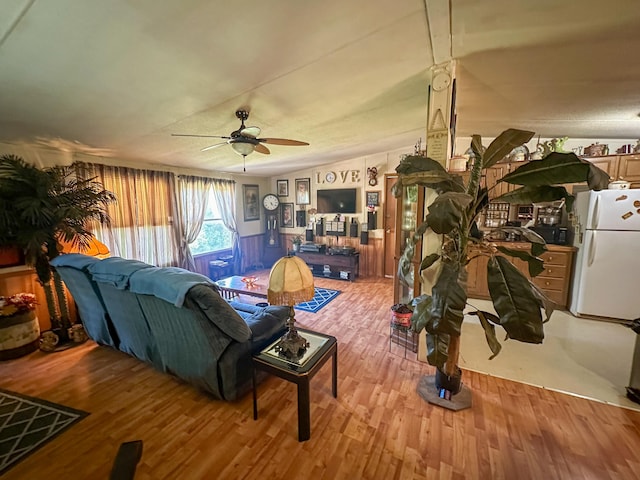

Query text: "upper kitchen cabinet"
[583, 154, 640, 188]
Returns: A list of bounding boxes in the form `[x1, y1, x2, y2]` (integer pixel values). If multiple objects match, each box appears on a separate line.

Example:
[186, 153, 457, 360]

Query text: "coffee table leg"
[252, 366, 258, 420]
[297, 380, 310, 442]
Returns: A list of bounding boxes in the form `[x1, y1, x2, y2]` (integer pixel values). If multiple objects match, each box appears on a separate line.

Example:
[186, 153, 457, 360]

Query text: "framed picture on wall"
[243, 184, 260, 221]
[295, 178, 311, 205]
[281, 202, 294, 228]
[366, 190, 380, 207]
[277, 179, 289, 197]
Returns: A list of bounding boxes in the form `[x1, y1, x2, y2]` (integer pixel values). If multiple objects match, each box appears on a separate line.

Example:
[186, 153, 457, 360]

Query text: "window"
[190, 191, 233, 255]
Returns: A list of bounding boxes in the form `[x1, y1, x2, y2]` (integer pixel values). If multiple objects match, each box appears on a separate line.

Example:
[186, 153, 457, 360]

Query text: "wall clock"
[263, 194, 280, 247]
[325, 172, 336, 183]
[263, 193, 280, 211]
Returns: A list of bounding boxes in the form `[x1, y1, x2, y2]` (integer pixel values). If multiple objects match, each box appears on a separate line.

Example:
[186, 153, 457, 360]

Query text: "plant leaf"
[425, 192, 473, 234]
[468, 311, 502, 359]
[420, 253, 440, 272]
[587, 162, 611, 190]
[426, 333, 449, 370]
[396, 155, 448, 175]
[483, 129, 536, 168]
[427, 263, 467, 336]
[501, 152, 609, 188]
[487, 256, 544, 343]
[410, 294, 433, 333]
[495, 185, 574, 211]
[495, 245, 545, 277]
[528, 281, 557, 323]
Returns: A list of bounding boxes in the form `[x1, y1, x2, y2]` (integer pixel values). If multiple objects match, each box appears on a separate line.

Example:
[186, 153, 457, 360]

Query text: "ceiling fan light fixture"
[230, 140, 255, 156]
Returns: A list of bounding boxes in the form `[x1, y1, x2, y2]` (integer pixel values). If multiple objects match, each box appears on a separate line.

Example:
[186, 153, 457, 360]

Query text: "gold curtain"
[78, 163, 180, 267]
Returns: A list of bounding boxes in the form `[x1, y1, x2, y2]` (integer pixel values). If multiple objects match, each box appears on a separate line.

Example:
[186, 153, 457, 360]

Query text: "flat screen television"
[317, 188, 357, 214]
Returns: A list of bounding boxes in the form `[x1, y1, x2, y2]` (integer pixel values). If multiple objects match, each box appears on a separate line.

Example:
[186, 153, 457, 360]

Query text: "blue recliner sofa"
[50, 254, 288, 401]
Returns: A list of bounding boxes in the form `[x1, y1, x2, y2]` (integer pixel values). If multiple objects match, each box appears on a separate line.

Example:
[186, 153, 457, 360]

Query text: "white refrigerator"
[570, 189, 640, 321]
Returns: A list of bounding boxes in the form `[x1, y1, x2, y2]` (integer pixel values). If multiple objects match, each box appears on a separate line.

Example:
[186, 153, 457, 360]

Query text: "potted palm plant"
[395, 129, 609, 407]
[0, 155, 115, 342]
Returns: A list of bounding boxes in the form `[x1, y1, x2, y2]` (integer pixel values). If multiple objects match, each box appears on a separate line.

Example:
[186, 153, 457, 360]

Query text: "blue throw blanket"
[87, 257, 154, 289]
[129, 267, 214, 307]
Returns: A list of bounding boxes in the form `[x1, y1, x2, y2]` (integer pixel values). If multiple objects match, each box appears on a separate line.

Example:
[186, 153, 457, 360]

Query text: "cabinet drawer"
[532, 276, 565, 292]
[539, 251, 569, 266]
[541, 290, 565, 306]
[537, 265, 568, 279]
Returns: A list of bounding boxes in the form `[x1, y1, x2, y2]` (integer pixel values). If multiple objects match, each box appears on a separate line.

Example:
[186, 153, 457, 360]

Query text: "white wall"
[268, 145, 414, 239]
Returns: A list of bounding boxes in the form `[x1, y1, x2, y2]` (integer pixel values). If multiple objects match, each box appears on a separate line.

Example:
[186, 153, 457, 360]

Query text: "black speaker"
[349, 222, 358, 237]
[367, 211, 377, 230]
[296, 210, 306, 227]
[305, 229, 314, 241]
[315, 219, 324, 236]
[360, 231, 369, 245]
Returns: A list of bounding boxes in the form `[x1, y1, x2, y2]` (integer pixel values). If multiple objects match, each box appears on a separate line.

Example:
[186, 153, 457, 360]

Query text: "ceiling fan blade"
[201, 142, 228, 152]
[254, 143, 270, 154]
[259, 138, 309, 146]
[172, 133, 231, 139]
[240, 126, 261, 138]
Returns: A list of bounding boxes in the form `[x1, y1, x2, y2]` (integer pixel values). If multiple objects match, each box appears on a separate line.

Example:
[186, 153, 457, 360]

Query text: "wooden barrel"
[0, 310, 40, 360]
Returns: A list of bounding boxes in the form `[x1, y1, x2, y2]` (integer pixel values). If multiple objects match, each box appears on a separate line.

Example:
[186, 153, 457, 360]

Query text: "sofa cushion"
[87, 257, 153, 289]
[129, 267, 215, 307]
[229, 301, 289, 349]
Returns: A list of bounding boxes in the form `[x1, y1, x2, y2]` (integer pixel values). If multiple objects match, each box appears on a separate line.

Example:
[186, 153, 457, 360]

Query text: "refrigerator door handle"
[588, 231, 597, 267]
[590, 195, 600, 230]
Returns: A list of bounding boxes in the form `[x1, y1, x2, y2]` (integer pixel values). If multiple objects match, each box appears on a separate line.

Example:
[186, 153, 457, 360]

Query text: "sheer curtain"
[211, 178, 241, 273]
[78, 163, 180, 267]
[176, 175, 215, 270]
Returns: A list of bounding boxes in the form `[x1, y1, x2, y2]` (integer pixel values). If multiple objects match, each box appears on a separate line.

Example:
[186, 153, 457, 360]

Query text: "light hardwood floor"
[1, 274, 640, 479]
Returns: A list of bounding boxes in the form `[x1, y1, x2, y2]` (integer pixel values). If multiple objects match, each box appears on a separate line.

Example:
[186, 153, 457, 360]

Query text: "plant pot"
[435, 366, 463, 395]
[0, 311, 40, 360]
[0, 246, 22, 267]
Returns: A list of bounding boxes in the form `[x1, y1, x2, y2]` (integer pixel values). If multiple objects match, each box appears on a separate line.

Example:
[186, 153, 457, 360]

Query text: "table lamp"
[267, 255, 315, 358]
[58, 235, 110, 258]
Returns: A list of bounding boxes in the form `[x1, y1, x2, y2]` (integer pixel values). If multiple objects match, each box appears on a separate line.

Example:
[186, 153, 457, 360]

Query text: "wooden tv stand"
[296, 251, 359, 281]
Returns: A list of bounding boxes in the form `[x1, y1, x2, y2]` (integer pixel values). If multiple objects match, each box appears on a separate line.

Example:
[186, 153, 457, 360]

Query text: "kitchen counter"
[467, 242, 576, 307]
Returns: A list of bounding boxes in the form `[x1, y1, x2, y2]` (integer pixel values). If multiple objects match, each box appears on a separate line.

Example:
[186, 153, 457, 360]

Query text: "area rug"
[295, 287, 341, 313]
[0, 389, 89, 475]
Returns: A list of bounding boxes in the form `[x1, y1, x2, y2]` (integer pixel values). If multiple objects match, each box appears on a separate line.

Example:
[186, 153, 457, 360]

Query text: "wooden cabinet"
[483, 164, 514, 199]
[583, 154, 640, 188]
[466, 242, 575, 308]
[296, 251, 359, 281]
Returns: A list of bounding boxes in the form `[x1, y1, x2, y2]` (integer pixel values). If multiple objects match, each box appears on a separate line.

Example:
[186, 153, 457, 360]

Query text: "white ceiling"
[1, 0, 639, 176]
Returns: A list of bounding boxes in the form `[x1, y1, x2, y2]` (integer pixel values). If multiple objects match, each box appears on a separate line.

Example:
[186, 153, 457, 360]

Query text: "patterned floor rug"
[0, 388, 89, 475]
[295, 287, 341, 313]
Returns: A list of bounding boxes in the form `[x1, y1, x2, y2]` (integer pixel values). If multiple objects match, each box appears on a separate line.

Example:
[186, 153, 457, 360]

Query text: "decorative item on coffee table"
[267, 255, 315, 358]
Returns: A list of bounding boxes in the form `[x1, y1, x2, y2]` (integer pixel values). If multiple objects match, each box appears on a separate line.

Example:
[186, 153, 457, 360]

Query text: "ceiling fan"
[172, 110, 309, 169]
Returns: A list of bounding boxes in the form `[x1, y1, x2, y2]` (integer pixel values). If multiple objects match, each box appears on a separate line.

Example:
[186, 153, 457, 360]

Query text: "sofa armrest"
[184, 285, 252, 343]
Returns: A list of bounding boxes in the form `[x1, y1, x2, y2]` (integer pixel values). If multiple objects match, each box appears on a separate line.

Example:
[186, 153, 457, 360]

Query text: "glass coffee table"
[252, 328, 338, 442]
[216, 275, 268, 300]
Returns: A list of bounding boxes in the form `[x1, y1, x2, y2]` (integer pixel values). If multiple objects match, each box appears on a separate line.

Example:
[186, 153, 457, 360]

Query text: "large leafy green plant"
[0, 155, 115, 338]
[395, 129, 609, 384]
